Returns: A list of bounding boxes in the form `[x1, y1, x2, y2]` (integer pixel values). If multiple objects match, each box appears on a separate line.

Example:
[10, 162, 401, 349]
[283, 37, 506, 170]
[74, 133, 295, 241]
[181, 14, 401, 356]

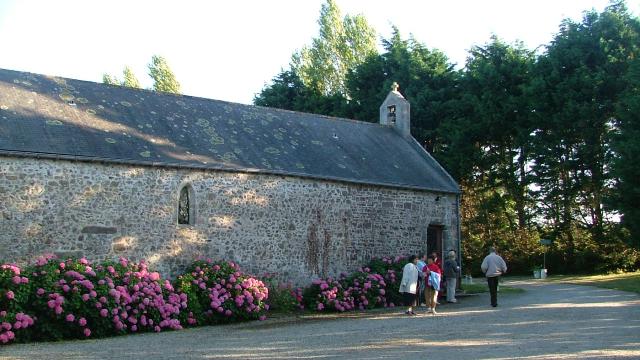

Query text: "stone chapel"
[0, 68, 460, 284]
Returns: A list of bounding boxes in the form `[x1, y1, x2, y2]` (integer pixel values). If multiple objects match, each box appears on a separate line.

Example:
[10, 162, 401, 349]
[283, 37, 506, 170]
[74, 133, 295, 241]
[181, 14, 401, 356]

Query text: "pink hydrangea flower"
[6, 291, 14, 300]
[83, 328, 91, 337]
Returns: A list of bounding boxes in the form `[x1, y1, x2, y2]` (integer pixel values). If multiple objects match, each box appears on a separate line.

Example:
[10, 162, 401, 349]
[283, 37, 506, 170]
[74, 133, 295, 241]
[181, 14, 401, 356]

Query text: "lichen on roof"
[0, 68, 459, 193]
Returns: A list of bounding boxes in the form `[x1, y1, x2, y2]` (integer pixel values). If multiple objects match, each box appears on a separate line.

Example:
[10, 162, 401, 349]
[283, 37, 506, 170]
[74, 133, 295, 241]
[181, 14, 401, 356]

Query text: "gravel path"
[1, 279, 639, 359]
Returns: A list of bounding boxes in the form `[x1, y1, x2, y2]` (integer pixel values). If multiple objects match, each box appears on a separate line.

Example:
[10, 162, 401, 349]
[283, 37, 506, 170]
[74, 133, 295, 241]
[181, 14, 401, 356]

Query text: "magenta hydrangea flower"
[0, 264, 20, 275]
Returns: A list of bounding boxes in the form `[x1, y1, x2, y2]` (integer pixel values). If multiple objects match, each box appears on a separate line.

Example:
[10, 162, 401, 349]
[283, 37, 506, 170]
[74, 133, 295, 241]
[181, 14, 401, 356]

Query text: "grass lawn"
[547, 271, 640, 294]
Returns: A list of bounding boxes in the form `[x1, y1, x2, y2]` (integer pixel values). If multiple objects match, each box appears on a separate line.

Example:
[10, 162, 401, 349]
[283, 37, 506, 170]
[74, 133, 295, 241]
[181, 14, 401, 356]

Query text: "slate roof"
[0, 68, 459, 193]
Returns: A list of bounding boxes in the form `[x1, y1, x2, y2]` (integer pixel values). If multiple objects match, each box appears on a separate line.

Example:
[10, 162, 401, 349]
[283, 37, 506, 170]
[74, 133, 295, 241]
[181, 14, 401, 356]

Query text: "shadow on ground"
[1, 280, 639, 359]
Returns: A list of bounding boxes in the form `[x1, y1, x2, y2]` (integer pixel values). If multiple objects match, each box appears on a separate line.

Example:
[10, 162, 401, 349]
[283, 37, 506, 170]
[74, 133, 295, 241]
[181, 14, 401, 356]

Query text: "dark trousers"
[487, 276, 500, 307]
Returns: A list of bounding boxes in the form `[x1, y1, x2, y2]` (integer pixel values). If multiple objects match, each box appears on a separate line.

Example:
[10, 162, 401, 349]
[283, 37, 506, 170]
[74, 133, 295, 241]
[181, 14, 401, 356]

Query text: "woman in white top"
[399, 255, 420, 315]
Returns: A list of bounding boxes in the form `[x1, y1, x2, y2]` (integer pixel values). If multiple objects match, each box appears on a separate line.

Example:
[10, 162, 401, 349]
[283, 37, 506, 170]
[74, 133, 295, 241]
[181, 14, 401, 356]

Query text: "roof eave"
[0, 149, 461, 194]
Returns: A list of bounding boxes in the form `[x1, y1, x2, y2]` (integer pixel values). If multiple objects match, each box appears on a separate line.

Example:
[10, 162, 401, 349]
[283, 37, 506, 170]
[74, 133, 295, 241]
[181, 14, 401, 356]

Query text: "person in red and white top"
[423, 255, 442, 314]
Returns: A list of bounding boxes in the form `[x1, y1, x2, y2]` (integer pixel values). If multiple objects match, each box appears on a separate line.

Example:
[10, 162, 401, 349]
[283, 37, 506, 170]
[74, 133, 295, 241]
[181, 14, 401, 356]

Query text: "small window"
[387, 105, 396, 124]
[178, 185, 195, 225]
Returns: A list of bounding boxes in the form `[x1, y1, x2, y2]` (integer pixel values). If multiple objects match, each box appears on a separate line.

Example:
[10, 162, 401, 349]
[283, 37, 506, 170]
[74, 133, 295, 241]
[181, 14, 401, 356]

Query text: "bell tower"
[379, 82, 410, 138]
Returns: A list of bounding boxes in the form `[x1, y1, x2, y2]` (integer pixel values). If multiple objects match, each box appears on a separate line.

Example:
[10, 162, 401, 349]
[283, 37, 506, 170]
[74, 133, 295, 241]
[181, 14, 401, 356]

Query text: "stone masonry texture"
[0, 157, 458, 285]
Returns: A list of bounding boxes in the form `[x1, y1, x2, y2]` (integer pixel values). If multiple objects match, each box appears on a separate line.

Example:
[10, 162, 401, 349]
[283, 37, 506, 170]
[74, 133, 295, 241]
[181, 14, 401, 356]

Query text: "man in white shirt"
[481, 247, 507, 307]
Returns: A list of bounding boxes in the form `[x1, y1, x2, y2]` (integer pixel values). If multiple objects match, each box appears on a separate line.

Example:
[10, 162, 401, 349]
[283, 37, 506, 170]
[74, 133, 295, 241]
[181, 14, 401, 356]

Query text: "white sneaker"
[432, 308, 437, 315]
[427, 307, 433, 313]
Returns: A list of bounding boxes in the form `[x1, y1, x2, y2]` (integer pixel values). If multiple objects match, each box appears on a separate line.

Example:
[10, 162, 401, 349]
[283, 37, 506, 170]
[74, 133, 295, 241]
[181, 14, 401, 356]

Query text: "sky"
[1, 0, 638, 105]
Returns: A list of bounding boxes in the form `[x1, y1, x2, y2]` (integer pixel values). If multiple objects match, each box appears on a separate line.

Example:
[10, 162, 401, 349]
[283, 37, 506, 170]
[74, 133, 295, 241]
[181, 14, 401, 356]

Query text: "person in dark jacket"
[443, 250, 460, 303]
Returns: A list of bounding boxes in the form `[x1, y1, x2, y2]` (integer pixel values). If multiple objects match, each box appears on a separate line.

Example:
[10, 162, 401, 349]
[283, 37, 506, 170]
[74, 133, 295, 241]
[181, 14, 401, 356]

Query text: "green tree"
[347, 28, 460, 151]
[102, 73, 120, 86]
[463, 36, 536, 229]
[611, 57, 640, 247]
[254, 70, 307, 110]
[291, 0, 376, 96]
[254, 69, 350, 117]
[529, 1, 640, 267]
[102, 66, 141, 89]
[436, 37, 540, 273]
[122, 66, 141, 89]
[255, 0, 372, 117]
[148, 55, 181, 94]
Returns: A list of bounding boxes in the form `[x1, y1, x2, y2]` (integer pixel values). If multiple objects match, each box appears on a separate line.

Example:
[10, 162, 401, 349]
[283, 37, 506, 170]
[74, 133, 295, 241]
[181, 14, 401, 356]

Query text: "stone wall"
[0, 156, 459, 285]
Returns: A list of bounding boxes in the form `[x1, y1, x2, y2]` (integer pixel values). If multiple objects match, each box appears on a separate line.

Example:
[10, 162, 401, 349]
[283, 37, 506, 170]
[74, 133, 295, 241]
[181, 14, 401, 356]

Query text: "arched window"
[178, 185, 195, 225]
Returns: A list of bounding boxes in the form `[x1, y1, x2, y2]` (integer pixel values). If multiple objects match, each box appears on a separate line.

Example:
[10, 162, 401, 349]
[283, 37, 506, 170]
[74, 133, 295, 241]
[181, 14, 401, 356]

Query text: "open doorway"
[426, 225, 443, 260]
[427, 224, 447, 300]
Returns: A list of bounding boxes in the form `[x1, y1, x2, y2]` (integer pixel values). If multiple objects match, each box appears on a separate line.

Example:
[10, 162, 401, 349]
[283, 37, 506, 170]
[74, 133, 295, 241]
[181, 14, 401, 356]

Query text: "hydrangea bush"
[23, 255, 186, 341]
[304, 276, 355, 312]
[0, 263, 35, 344]
[342, 268, 388, 310]
[0, 255, 266, 345]
[174, 259, 269, 325]
[1, 253, 413, 345]
[365, 256, 407, 306]
[261, 274, 304, 313]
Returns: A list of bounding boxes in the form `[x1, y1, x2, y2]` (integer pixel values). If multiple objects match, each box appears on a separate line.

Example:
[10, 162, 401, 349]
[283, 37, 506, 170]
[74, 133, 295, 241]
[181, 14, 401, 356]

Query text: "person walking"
[399, 255, 420, 315]
[481, 247, 507, 307]
[444, 250, 460, 303]
[422, 255, 441, 314]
